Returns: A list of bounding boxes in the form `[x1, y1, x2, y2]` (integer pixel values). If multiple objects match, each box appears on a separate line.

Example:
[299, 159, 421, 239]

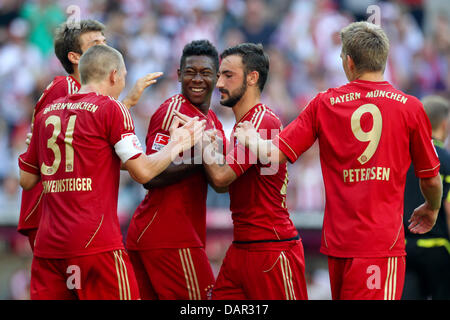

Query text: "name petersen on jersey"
[329, 89, 399, 184]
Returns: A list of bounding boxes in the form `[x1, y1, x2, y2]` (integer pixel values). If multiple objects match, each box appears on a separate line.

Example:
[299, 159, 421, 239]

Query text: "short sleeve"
[18, 114, 41, 175]
[274, 95, 319, 163]
[145, 103, 173, 156]
[410, 103, 440, 178]
[105, 98, 143, 163]
[226, 111, 281, 177]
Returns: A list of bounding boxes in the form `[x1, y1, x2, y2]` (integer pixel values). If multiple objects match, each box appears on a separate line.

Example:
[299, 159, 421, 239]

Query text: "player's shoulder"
[152, 94, 186, 131]
[250, 104, 282, 130]
[101, 95, 131, 114]
[51, 76, 80, 94]
[100, 95, 135, 130]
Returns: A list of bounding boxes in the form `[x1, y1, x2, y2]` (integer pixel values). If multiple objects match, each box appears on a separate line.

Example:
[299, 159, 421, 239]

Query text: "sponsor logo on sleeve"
[152, 133, 170, 151]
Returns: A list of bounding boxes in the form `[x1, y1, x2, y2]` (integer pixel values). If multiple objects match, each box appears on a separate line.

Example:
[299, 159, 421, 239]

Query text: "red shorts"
[30, 249, 140, 300]
[128, 247, 215, 300]
[328, 256, 406, 300]
[212, 240, 308, 300]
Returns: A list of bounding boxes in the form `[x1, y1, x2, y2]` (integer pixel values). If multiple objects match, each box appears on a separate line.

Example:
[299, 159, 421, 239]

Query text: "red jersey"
[18, 75, 81, 235]
[225, 103, 298, 242]
[275, 79, 440, 258]
[19, 92, 142, 258]
[126, 94, 226, 250]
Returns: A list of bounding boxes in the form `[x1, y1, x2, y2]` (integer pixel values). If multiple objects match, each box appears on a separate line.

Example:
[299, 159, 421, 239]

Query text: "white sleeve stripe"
[162, 95, 181, 131]
[162, 96, 180, 130]
[67, 77, 72, 95]
[251, 106, 267, 130]
[118, 101, 133, 130]
[109, 96, 134, 131]
[166, 98, 182, 130]
[254, 110, 267, 130]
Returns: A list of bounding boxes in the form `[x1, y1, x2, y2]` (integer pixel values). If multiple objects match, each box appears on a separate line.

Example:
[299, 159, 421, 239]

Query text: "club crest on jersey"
[152, 133, 170, 151]
[132, 135, 143, 151]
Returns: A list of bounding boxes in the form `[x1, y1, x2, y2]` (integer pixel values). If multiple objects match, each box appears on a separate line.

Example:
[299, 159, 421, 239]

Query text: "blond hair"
[340, 21, 390, 73]
[79, 45, 124, 84]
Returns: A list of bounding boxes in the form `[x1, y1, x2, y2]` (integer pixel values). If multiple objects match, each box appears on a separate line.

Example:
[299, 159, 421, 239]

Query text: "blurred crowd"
[0, 0, 449, 298]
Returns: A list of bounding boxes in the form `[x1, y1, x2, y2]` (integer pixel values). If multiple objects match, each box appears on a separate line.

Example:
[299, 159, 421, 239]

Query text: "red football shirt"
[275, 79, 440, 258]
[225, 103, 299, 242]
[19, 92, 142, 258]
[18, 75, 81, 235]
[126, 94, 226, 250]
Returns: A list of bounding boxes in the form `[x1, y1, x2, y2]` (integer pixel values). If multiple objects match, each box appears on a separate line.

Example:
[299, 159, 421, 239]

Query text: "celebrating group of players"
[17, 17, 443, 300]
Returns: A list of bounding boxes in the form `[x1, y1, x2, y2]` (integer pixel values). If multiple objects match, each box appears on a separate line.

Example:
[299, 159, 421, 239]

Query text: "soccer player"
[234, 22, 443, 300]
[18, 45, 205, 300]
[403, 95, 450, 300]
[126, 40, 225, 300]
[184, 43, 309, 300]
[18, 19, 162, 251]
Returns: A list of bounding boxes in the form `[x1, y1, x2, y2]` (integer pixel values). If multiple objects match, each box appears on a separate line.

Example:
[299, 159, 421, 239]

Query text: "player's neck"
[355, 72, 385, 82]
[70, 66, 81, 84]
[190, 100, 210, 116]
[232, 92, 260, 123]
[78, 83, 116, 99]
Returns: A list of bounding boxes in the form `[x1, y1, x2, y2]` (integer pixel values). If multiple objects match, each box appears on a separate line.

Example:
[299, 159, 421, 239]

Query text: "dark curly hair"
[180, 39, 219, 72]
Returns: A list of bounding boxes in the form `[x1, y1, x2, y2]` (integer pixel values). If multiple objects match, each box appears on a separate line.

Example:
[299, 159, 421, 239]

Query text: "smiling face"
[178, 55, 217, 109]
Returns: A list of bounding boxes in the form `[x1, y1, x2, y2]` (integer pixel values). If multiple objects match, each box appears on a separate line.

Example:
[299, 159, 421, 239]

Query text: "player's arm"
[202, 143, 237, 189]
[408, 174, 442, 234]
[19, 170, 40, 191]
[122, 117, 205, 184]
[121, 72, 163, 109]
[143, 161, 203, 189]
[234, 121, 288, 164]
[18, 115, 41, 190]
[174, 111, 236, 190]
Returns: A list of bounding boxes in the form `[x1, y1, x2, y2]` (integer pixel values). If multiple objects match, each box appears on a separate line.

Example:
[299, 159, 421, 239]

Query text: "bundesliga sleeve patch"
[152, 133, 170, 151]
[114, 134, 143, 163]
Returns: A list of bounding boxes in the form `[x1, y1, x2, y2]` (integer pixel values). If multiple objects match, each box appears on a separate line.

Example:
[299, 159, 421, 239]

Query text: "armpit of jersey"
[114, 134, 143, 163]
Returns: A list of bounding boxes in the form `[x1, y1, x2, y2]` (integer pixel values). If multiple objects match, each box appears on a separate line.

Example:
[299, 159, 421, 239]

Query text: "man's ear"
[177, 68, 182, 82]
[68, 51, 81, 65]
[110, 69, 117, 84]
[346, 55, 355, 72]
[247, 70, 259, 87]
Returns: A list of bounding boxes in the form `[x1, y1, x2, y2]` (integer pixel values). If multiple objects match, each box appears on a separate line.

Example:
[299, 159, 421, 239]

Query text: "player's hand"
[235, 121, 259, 148]
[408, 202, 439, 234]
[122, 72, 164, 109]
[202, 129, 219, 150]
[25, 132, 32, 146]
[173, 110, 194, 125]
[169, 116, 205, 154]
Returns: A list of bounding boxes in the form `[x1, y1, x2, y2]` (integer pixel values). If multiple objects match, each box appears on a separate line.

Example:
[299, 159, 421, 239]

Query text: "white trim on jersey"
[108, 96, 134, 131]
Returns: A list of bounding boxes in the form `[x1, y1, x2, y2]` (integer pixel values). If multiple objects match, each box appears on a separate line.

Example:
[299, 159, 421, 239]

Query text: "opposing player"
[181, 43, 309, 300]
[126, 40, 225, 300]
[235, 22, 442, 300]
[403, 95, 450, 299]
[18, 45, 204, 300]
[19, 19, 161, 251]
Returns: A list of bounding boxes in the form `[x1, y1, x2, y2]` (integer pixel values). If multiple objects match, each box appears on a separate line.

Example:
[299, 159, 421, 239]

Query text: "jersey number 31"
[41, 115, 77, 176]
